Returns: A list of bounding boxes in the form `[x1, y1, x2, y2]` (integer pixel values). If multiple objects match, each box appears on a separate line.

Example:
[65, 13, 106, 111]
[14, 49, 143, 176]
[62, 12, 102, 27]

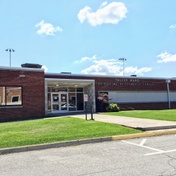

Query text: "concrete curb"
[112, 129, 176, 140]
[1, 129, 176, 155]
[0, 137, 112, 155]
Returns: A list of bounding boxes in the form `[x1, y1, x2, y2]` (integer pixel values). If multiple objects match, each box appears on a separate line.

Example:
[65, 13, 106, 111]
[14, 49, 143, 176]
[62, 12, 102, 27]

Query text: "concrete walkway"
[71, 113, 176, 131]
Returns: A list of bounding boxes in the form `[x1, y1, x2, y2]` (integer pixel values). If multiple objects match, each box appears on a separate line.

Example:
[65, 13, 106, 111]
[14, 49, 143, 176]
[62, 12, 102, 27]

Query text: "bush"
[120, 107, 126, 111]
[106, 103, 120, 112]
[127, 107, 134, 110]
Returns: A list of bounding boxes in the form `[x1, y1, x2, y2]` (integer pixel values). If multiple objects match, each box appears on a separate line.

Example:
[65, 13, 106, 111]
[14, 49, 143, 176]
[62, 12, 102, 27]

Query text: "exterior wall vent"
[21, 63, 42, 69]
[60, 72, 71, 74]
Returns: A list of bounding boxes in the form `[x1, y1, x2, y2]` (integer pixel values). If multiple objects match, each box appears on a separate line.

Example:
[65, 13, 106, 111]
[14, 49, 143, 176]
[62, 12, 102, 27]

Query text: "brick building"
[0, 65, 176, 121]
[0, 66, 45, 121]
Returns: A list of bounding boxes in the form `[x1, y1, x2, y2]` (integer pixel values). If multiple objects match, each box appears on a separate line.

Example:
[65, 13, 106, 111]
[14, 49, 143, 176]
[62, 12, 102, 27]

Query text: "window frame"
[0, 86, 23, 106]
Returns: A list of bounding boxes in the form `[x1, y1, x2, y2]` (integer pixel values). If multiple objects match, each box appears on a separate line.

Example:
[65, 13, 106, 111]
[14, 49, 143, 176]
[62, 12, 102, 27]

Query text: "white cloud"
[42, 65, 48, 72]
[100, 1, 108, 8]
[74, 55, 97, 63]
[81, 59, 121, 75]
[77, 1, 127, 26]
[36, 20, 63, 36]
[124, 67, 152, 76]
[169, 24, 176, 29]
[78, 56, 151, 76]
[157, 51, 176, 63]
[81, 55, 97, 62]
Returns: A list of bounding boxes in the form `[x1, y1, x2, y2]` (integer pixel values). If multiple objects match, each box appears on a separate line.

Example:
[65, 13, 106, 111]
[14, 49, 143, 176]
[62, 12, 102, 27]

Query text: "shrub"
[127, 107, 134, 110]
[120, 107, 126, 111]
[106, 103, 120, 112]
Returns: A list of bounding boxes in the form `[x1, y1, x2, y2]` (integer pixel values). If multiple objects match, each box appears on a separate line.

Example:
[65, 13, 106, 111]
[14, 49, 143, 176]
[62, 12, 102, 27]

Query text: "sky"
[0, 0, 176, 78]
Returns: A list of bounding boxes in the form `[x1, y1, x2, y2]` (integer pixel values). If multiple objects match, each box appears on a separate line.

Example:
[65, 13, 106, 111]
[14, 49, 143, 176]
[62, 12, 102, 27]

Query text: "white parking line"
[139, 139, 147, 146]
[145, 149, 176, 156]
[122, 140, 164, 152]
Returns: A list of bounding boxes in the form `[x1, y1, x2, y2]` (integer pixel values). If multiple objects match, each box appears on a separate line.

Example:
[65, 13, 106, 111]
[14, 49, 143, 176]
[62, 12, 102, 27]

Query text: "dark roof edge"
[0, 66, 44, 72]
[45, 72, 172, 80]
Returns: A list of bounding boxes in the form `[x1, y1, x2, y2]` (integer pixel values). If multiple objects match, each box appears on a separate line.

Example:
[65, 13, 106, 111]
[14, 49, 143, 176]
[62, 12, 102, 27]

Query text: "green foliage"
[119, 107, 126, 111]
[106, 103, 120, 112]
[119, 107, 135, 111]
[102, 109, 176, 121]
[126, 107, 135, 111]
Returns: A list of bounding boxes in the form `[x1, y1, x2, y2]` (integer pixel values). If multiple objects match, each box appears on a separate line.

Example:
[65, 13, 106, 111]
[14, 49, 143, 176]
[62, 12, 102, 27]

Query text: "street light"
[6, 48, 15, 67]
[119, 58, 127, 76]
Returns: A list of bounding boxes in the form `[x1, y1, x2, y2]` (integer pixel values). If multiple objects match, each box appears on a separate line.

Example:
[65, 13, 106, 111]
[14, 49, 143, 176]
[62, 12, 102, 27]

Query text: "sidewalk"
[71, 113, 176, 131]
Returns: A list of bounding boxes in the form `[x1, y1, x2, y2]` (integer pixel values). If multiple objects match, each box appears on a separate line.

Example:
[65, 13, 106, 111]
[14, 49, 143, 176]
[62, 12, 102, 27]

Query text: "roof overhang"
[45, 78, 94, 87]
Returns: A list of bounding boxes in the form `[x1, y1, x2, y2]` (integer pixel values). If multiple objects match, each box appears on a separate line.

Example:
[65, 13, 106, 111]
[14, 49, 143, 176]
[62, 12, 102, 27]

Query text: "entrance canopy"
[46, 78, 94, 87]
[45, 78, 95, 115]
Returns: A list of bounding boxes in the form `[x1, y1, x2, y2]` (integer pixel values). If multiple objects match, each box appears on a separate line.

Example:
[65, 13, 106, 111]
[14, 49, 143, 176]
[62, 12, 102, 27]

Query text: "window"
[12, 96, 19, 102]
[77, 88, 83, 92]
[0, 86, 22, 106]
[68, 93, 76, 111]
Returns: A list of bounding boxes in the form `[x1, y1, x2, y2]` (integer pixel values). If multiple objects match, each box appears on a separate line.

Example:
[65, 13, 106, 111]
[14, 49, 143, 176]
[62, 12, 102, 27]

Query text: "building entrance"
[45, 78, 95, 115]
[51, 92, 68, 112]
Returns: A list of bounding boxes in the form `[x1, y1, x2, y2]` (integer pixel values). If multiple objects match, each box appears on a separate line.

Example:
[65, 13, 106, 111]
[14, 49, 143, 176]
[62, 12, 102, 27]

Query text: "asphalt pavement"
[1, 135, 176, 176]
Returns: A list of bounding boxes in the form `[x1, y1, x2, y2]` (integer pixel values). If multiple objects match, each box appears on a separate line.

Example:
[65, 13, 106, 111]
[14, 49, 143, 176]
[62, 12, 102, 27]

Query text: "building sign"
[96, 78, 155, 87]
[84, 94, 88, 102]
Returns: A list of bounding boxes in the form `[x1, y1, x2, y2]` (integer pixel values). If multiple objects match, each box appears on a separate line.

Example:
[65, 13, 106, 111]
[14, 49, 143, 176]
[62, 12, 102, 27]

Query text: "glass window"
[0, 87, 5, 105]
[47, 87, 52, 92]
[77, 88, 83, 92]
[47, 93, 51, 112]
[51, 87, 68, 92]
[59, 87, 67, 92]
[68, 93, 76, 111]
[68, 87, 75, 92]
[77, 93, 84, 110]
[52, 87, 59, 92]
[0, 86, 22, 106]
[12, 96, 19, 102]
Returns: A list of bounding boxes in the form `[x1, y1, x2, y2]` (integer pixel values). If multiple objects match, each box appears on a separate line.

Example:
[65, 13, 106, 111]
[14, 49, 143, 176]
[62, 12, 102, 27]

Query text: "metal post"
[9, 50, 11, 67]
[119, 58, 127, 76]
[6, 48, 15, 67]
[91, 104, 94, 120]
[166, 80, 171, 109]
[85, 102, 87, 120]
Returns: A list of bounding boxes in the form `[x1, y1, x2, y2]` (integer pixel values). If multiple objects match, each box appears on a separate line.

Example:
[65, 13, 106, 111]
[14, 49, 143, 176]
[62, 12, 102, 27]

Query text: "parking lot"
[1, 134, 176, 176]
[122, 134, 176, 156]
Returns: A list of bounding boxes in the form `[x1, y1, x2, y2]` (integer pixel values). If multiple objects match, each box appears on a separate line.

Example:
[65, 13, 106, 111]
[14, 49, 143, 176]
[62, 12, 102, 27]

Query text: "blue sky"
[1, 0, 176, 78]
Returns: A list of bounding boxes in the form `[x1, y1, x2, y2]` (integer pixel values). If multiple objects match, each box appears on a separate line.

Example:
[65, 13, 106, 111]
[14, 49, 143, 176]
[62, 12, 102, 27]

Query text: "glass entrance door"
[60, 93, 67, 111]
[51, 93, 68, 112]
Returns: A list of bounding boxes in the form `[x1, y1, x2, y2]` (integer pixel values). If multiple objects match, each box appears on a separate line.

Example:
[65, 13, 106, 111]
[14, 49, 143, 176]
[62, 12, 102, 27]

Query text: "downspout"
[166, 80, 171, 109]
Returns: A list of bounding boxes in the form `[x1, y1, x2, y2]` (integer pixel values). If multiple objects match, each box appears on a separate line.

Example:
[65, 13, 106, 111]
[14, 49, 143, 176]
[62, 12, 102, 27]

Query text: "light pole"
[119, 58, 126, 76]
[6, 48, 15, 67]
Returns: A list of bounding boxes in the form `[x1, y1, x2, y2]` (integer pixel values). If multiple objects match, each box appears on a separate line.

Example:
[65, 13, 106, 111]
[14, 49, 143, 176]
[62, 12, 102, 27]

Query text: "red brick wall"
[45, 74, 176, 91]
[0, 68, 45, 121]
[45, 74, 176, 110]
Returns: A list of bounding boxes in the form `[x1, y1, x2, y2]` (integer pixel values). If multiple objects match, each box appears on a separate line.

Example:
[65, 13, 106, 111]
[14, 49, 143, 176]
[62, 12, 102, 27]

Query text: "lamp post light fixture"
[119, 58, 127, 76]
[6, 48, 15, 67]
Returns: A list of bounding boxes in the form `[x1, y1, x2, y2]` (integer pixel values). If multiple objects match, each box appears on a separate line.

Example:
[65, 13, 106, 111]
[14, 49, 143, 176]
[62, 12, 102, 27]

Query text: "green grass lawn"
[103, 109, 176, 121]
[0, 117, 140, 149]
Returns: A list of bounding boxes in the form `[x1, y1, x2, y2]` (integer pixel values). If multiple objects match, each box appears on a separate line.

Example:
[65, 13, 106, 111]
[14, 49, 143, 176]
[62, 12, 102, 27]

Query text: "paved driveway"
[1, 135, 176, 176]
